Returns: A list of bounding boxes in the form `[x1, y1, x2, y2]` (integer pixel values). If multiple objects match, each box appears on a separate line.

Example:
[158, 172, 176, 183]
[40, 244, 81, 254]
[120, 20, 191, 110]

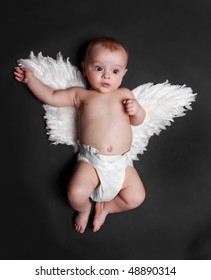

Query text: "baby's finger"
[14, 66, 22, 73]
[125, 104, 134, 112]
[15, 67, 26, 77]
[125, 105, 133, 114]
[14, 75, 23, 82]
[126, 99, 134, 104]
[123, 98, 134, 104]
[16, 65, 28, 73]
[15, 72, 23, 79]
[18, 64, 26, 69]
[127, 109, 135, 116]
[14, 68, 23, 76]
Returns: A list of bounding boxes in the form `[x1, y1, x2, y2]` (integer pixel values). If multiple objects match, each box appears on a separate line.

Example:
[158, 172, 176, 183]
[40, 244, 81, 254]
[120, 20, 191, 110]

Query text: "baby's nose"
[102, 71, 110, 79]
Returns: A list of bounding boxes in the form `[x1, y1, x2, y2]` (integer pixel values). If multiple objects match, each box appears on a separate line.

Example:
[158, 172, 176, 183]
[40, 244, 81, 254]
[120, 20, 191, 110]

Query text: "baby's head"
[84, 37, 128, 65]
[82, 37, 128, 93]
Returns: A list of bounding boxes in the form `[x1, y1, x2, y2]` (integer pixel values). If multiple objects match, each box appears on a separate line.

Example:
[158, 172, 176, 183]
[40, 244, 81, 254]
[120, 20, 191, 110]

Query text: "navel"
[107, 146, 113, 153]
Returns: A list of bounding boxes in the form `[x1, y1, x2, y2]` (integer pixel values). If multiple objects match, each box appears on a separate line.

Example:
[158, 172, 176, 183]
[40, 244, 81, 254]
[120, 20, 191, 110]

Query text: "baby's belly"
[79, 123, 133, 155]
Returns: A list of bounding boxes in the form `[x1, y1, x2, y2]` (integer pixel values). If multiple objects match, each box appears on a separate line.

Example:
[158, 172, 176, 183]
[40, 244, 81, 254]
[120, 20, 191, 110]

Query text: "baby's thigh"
[68, 162, 99, 198]
[120, 166, 145, 204]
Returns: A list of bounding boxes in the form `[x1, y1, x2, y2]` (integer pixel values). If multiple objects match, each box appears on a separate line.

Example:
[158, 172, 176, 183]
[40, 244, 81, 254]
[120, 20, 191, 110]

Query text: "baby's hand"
[123, 98, 141, 116]
[14, 66, 34, 84]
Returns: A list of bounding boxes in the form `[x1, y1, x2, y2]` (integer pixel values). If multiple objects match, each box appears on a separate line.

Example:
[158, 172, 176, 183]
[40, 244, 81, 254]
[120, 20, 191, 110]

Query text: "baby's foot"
[93, 202, 109, 232]
[74, 208, 91, 234]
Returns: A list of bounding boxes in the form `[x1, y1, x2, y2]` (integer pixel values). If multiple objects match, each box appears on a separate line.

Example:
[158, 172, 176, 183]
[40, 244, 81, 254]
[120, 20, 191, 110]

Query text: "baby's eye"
[95, 66, 103, 72]
[113, 69, 119, 74]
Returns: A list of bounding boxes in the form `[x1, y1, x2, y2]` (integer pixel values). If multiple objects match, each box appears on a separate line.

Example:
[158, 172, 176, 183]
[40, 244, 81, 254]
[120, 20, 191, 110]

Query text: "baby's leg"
[67, 162, 99, 233]
[93, 165, 145, 232]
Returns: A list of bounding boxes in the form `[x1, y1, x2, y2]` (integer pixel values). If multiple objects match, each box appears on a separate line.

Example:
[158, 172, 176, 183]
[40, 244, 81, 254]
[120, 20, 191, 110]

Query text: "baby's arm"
[123, 93, 146, 126]
[14, 66, 77, 107]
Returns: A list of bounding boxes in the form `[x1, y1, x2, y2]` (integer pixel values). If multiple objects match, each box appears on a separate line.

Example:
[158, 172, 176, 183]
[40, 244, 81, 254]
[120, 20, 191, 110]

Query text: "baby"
[14, 37, 146, 233]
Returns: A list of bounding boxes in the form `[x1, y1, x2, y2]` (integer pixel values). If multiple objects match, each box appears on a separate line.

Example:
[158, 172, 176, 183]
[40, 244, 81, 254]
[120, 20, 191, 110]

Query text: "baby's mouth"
[102, 82, 110, 88]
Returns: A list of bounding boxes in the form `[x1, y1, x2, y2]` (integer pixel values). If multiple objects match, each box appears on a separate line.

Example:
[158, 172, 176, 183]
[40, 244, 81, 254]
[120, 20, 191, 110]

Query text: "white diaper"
[77, 144, 133, 202]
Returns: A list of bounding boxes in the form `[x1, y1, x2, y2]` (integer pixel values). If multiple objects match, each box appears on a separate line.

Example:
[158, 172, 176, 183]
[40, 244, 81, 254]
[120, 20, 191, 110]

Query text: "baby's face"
[82, 44, 128, 94]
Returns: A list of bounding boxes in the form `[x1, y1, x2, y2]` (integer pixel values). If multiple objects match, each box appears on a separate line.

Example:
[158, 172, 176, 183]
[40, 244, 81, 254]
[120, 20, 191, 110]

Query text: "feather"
[131, 81, 197, 160]
[17, 52, 197, 159]
[18, 52, 87, 149]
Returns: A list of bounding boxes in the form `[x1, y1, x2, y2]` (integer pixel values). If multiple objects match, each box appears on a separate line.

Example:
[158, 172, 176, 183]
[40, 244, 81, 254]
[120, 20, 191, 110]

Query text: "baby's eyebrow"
[92, 61, 102, 65]
[115, 64, 124, 69]
[91, 61, 125, 69]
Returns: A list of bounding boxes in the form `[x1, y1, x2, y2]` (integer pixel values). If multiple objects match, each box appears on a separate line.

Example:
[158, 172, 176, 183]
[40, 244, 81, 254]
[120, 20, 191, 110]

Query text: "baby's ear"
[81, 62, 86, 76]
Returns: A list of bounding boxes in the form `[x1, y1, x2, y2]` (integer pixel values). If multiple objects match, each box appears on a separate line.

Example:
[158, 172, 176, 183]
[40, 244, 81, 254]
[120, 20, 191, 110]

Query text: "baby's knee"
[138, 189, 146, 206]
[129, 189, 146, 209]
[67, 184, 88, 205]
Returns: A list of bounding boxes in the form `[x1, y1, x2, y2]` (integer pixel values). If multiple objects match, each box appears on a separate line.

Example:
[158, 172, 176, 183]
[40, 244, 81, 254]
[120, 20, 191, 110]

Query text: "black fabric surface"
[1, 0, 211, 259]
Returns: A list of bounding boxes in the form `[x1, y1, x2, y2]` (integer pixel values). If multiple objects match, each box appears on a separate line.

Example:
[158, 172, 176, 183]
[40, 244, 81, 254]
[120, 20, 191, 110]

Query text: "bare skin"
[93, 202, 108, 232]
[14, 42, 146, 233]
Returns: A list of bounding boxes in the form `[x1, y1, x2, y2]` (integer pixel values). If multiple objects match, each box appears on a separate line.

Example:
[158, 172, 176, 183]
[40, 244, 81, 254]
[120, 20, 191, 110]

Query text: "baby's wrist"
[26, 75, 36, 85]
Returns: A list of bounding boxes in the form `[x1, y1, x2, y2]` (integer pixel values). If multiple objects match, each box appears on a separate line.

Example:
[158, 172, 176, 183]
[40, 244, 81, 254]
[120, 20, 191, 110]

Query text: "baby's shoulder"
[74, 86, 90, 97]
[69, 87, 90, 107]
[118, 87, 134, 97]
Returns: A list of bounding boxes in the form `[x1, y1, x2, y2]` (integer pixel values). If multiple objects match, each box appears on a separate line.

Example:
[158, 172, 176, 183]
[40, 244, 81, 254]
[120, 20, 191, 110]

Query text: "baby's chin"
[91, 86, 118, 94]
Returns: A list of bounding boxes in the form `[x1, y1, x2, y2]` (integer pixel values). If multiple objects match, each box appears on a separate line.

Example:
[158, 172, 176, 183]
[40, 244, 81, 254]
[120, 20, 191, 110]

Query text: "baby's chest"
[82, 97, 125, 116]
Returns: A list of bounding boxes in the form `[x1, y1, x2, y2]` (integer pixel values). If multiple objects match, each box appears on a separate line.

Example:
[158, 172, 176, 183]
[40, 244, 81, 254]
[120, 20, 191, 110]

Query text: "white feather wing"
[18, 52, 86, 148]
[131, 81, 197, 160]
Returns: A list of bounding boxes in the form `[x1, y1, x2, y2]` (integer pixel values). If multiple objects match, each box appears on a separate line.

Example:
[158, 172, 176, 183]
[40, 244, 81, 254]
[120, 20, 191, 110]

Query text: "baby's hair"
[84, 36, 128, 63]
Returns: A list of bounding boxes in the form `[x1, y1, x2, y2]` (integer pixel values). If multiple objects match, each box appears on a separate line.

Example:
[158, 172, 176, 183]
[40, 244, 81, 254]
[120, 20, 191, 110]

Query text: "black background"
[1, 0, 211, 260]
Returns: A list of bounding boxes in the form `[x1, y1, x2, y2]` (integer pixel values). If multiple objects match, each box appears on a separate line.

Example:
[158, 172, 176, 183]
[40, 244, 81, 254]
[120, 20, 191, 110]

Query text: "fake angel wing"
[17, 52, 197, 159]
[131, 82, 196, 160]
[18, 51, 86, 149]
